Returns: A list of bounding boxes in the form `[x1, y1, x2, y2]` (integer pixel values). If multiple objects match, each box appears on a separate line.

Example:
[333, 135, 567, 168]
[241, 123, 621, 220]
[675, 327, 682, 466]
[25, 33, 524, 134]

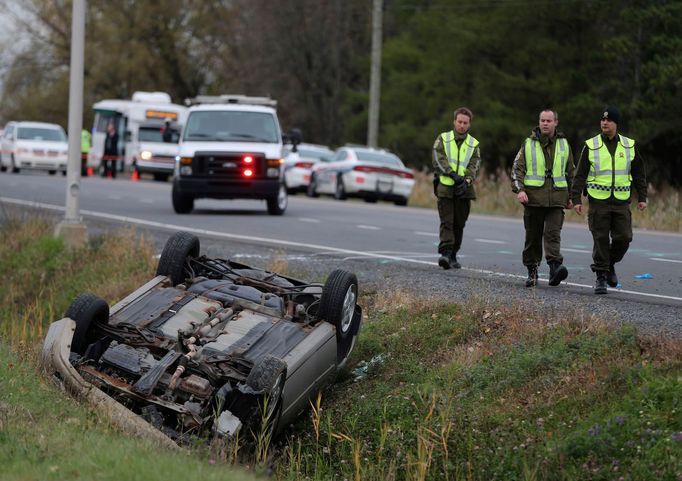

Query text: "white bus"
[89, 91, 188, 180]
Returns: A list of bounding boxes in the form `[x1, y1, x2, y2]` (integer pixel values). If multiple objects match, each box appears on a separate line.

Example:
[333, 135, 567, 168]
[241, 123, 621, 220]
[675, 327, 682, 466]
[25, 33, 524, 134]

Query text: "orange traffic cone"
[131, 169, 139, 182]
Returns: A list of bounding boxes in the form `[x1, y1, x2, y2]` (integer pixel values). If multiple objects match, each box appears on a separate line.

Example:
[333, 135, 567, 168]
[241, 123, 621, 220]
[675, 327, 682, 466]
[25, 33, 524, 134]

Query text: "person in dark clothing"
[571, 106, 647, 294]
[432, 107, 481, 269]
[103, 122, 119, 178]
[512, 109, 575, 287]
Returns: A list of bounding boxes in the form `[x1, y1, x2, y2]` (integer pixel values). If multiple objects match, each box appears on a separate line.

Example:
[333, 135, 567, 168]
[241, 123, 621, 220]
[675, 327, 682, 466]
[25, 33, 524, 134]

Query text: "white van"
[89, 91, 187, 180]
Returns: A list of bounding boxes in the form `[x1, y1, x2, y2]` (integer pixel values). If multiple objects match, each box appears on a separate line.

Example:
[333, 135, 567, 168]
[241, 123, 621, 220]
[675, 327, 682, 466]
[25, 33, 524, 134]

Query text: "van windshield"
[17, 127, 66, 142]
[139, 126, 180, 143]
[183, 111, 279, 143]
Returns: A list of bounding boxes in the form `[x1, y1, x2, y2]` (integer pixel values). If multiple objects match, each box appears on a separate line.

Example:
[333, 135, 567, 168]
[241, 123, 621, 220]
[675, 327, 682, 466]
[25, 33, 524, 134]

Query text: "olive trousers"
[437, 197, 471, 255]
[587, 202, 633, 272]
[522, 206, 565, 267]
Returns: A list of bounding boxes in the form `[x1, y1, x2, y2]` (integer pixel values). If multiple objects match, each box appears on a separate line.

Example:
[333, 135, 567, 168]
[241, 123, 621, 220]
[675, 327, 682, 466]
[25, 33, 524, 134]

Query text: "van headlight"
[140, 150, 152, 160]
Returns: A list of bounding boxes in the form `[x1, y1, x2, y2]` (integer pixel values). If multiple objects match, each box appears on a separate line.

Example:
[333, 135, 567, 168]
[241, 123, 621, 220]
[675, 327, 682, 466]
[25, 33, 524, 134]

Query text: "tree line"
[1, 0, 680, 186]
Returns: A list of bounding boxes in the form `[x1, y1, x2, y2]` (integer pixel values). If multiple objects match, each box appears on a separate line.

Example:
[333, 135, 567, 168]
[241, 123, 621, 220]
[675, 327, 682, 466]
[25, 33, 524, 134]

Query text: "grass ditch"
[0, 212, 680, 480]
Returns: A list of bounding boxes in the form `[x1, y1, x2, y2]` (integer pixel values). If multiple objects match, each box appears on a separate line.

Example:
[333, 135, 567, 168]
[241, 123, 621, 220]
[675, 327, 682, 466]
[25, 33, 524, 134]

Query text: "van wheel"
[153, 173, 169, 182]
[267, 184, 287, 215]
[156, 231, 200, 285]
[172, 183, 194, 214]
[64, 293, 109, 355]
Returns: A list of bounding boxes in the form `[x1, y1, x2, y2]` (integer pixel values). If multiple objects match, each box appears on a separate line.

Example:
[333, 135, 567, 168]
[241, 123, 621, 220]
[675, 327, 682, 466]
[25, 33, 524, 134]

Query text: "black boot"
[525, 266, 538, 287]
[438, 252, 451, 270]
[449, 252, 461, 269]
[595, 272, 608, 294]
[548, 261, 568, 287]
[607, 263, 618, 287]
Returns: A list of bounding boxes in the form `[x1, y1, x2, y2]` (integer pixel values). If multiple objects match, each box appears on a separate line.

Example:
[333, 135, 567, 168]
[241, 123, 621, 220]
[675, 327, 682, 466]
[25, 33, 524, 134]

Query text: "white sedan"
[0, 121, 68, 175]
[307, 145, 414, 206]
[282, 143, 334, 193]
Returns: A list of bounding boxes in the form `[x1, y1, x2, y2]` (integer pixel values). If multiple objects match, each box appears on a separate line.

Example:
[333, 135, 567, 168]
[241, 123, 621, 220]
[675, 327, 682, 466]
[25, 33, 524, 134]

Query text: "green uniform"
[512, 128, 574, 267]
[432, 131, 481, 256]
[571, 133, 647, 272]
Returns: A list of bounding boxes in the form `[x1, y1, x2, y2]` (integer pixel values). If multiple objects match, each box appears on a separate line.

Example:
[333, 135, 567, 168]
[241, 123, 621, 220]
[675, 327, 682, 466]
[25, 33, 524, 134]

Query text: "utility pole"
[367, 0, 382, 148]
[55, 0, 88, 248]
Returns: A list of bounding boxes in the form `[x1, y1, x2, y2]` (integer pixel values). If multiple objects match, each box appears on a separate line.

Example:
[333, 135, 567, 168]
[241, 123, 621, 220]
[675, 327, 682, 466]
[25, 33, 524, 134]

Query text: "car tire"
[172, 183, 194, 214]
[334, 175, 347, 200]
[153, 173, 169, 182]
[156, 231, 200, 285]
[48, 170, 56, 175]
[319, 269, 358, 345]
[307, 174, 319, 198]
[246, 355, 286, 436]
[394, 197, 408, 206]
[64, 293, 109, 355]
[267, 184, 288, 215]
[364, 197, 378, 203]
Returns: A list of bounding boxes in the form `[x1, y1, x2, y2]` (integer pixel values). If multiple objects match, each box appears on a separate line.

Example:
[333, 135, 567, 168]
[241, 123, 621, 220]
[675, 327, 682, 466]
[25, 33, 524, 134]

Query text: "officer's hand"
[454, 181, 468, 198]
[637, 201, 647, 211]
[574, 204, 583, 215]
[517, 191, 528, 204]
[449, 172, 464, 184]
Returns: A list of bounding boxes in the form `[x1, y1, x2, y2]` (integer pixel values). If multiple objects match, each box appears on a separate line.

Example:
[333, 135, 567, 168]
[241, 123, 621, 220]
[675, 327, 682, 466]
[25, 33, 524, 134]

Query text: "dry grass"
[409, 169, 681, 232]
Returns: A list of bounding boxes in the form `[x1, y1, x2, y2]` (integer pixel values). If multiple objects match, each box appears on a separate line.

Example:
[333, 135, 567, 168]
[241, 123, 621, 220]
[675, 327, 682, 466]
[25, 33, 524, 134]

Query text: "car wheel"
[156, 231, 200, 285]
[153, 173, 169, 182]
[267, 184, 288, 215]
[364, 197, 378, 203]
[394, 197, 408, 206]
[48, 170, 56, 175]
[334, 175, 347, 200]
[246, 355, 286, 437]
[172, 183, 194, 214]
[64, 293, 109, 355]
[307, 174, 319, 198]
[319, 269, 359, 345]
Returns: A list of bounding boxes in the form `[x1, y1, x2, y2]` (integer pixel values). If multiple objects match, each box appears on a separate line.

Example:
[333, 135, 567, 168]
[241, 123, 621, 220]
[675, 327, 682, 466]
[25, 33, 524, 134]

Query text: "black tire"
[364, 197, 378, 203]
[156, 231, 200, 285]
[318, 270, 358, 345]
[307, 174, 319, 198]
[153, 173, 169, 182]
[172, 183, 193, 214]
[334, 175, 347, 200]
[48, 170, 56, 175]
[267, 184, 288, 215]
[64, 293, 109, 355]
[247, 355, 286, 436]
[394, 197, 408, 206]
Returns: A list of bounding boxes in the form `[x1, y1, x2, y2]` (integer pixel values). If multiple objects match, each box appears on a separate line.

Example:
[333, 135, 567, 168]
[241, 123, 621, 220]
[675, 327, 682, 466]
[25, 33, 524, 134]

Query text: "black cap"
[601, 106, 620, 124]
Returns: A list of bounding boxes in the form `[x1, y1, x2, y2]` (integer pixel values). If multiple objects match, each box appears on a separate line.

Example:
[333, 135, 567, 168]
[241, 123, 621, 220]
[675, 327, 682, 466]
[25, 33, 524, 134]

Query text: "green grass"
[1, 212, 680, 481]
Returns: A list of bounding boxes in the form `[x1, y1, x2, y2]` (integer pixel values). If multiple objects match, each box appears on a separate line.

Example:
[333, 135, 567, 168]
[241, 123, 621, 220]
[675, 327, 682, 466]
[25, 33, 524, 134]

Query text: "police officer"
[512, 109, 574, 287]
[80, 128, 91, 176]
[432, 107, 481, 269]
[571, 106, 647, 294]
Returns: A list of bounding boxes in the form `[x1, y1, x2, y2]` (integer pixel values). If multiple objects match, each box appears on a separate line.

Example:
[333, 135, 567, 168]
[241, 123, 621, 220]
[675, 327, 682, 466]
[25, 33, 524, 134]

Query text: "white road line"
[3, 196, 682, 303]
[475, 238, 505, 245]
[650, 257, 682, 264]
[108, 195, 121, 200]
[415, 231, 438, 237]
[357, 225, 380, 230]
[140, 198, 155, 204]
[564, 247, 592, 254]
[297, 217, 320, 223]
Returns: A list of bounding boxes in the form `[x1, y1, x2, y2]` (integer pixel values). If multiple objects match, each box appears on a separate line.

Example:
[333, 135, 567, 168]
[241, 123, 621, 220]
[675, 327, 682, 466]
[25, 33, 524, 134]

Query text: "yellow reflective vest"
[438, 131, 479, 186]
[523, 137, 569, 188]
[584, 134, 635, 200]
[81, 129, 91, 154]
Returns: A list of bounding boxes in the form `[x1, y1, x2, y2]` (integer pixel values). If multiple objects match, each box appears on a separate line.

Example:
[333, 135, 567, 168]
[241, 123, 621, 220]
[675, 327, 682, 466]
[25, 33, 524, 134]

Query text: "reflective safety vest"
[438, 131, 479, 186]
[81, 130, 91, 154]
[523, 137, 569, 188]
[584, 134, 635, 200]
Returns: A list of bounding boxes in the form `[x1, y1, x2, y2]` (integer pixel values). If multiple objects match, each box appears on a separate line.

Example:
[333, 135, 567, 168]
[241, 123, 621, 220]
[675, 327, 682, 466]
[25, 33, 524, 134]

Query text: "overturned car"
[43, 231, 362, 445]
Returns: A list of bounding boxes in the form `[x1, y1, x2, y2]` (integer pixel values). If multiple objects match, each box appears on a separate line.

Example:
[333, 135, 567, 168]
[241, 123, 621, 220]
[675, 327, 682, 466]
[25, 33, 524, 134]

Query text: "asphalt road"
[1, 171, 680, 304]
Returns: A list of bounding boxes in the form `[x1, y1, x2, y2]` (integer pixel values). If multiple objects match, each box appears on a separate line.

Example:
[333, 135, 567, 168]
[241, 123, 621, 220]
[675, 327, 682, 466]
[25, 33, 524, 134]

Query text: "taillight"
[243, 169, 253, 177]
[294, 161, 314, 169]
[353, 165, 414, 179]
[243, 155, 254, 164]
